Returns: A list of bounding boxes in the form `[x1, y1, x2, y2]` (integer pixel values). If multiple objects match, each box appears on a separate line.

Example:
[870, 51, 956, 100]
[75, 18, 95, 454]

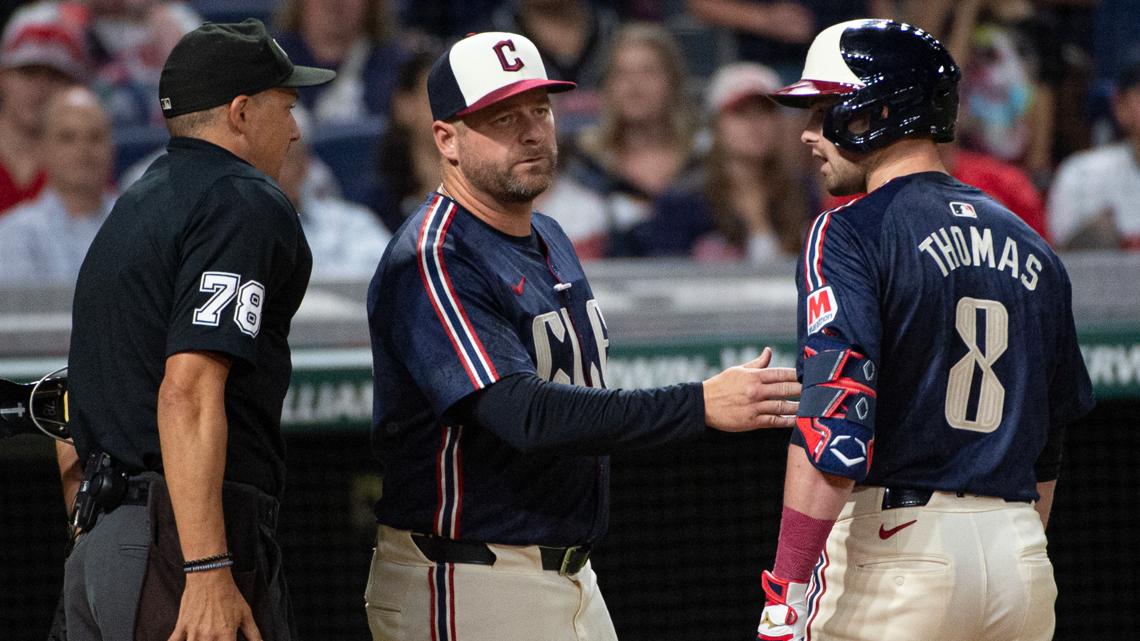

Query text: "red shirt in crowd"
[821, 148, 1049, 243]
[0, 162, 47, 215]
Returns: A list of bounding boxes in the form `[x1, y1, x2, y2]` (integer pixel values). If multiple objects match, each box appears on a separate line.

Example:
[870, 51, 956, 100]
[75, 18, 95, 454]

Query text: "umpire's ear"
[433, 120, 460, 165]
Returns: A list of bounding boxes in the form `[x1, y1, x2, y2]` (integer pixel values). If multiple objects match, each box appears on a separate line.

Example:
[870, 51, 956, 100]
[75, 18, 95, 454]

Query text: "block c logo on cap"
[494, 40, 525, 72]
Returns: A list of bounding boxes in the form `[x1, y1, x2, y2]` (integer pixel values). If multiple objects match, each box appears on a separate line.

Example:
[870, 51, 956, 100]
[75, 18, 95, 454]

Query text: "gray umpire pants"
[61, 473, 294, 641]
[62, 499, 150, 641]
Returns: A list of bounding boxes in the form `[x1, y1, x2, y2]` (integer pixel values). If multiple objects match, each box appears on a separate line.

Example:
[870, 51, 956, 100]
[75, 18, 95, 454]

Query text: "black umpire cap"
[159, 18, 335, 118]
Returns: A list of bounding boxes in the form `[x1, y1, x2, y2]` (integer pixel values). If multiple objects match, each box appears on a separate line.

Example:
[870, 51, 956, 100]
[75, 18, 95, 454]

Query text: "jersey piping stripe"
[805, 548, 830, 641]
[428, 567, 439, 641]
[417, 197, 479, 387]
[804, 212, 831, 291]
[435, 210, 500, 383]
[433, 425, 463, 538]
[429, 563, 454, 641]
[804, 199, 859, 291]
[447, 564, 458, 641]
[417, 195, 499, 389]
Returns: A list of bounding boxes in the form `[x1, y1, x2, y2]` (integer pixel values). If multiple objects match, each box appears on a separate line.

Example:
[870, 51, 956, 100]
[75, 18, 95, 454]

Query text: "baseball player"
[753, 20, 1095, 641]
[365, 31, 800, 641]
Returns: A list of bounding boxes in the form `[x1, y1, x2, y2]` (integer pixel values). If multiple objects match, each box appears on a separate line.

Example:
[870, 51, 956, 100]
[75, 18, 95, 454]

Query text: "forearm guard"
[792, 336, 877, 481]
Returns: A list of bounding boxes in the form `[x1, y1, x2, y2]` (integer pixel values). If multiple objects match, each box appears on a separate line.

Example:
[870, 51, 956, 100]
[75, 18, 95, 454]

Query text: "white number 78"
[192, 271, 266, 338]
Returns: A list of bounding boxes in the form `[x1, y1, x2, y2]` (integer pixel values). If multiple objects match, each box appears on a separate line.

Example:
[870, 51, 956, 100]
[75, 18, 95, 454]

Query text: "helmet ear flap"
[823, 97, 876, 154]
[823, 82, 938, 154]
[930, 78, 959, 142]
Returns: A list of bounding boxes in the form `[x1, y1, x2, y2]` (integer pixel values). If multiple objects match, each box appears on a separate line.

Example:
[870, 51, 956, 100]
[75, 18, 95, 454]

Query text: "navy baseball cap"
[159, 19, 335, 118]
[427, 32, 575, 122]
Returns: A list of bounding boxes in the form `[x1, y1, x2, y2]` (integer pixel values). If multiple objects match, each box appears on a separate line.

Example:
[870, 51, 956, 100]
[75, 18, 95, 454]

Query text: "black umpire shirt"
[68, 137, 312, 498]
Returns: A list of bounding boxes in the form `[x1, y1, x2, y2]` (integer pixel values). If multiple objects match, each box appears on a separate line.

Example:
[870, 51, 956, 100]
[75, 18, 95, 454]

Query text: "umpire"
[60, 20, 332, 641]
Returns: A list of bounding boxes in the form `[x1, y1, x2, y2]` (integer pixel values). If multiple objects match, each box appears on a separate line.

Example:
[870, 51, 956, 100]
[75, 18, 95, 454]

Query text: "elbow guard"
[793, 336, 877, 481]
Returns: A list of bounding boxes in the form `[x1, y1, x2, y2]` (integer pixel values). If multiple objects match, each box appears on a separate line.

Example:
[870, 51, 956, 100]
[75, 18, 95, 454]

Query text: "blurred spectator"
[86, 0, 202, 127]
[273, 0, 408, 124]
[941, 143, 1048, 241]
[397, 0, 500, 41]
[542, 23, 697, 258]
[488, 0, 617, 87]
[487, 0, 620, 123]
[0, 1, 88, 214]
[872, 0, 1060, 181]
[637, 62, 813, 263]
[820, 141, 1049, 241]
[0, 86, 114, 285]
[1048, 51, 1140, 251]
[687, 0, 865, 81]
[371, 49, 438, 233]
[280, 106, 392, 279]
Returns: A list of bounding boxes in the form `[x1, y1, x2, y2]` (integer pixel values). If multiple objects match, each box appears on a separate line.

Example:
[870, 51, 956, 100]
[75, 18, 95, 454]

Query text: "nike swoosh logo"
[878, 519, 917, 540]
[511, 277, 526, 296]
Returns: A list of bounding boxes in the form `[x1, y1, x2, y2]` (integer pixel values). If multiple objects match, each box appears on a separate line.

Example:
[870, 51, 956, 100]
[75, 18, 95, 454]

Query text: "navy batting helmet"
[770, 19, 960, 154]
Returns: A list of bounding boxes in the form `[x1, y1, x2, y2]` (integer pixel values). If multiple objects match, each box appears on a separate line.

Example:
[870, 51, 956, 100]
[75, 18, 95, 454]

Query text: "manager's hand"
[702, 347, 800, 432]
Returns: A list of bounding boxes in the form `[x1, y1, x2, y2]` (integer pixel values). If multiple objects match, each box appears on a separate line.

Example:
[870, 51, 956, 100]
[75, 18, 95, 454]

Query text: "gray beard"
[466, 150, 558, 203]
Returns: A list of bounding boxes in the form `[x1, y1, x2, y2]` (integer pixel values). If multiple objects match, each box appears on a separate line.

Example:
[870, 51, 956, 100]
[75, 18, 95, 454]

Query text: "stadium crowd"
[1, 0, 1138, 285]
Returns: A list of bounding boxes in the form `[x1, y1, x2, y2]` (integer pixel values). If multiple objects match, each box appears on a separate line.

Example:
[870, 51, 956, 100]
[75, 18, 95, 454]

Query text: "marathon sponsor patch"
[806, 286, 838, 334]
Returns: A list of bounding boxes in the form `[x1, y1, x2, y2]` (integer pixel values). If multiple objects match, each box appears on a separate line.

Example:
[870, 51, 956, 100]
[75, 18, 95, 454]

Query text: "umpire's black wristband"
[182, 552, 234, 573]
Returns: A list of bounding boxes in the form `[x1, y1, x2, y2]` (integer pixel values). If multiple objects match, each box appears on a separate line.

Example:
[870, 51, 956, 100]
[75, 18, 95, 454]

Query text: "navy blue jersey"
[792, 172, 1094, 501]
[367, 193, 613, 546]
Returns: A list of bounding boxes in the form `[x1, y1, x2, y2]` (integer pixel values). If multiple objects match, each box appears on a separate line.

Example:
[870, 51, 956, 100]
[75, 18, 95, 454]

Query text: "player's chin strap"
[794, 337, 877, 481]
[0, 367, 71, 443]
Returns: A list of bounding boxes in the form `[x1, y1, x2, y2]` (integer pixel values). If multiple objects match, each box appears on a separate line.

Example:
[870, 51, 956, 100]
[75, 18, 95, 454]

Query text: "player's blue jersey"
[792, 172, 1094, 501]
[367, 193, 612, 546]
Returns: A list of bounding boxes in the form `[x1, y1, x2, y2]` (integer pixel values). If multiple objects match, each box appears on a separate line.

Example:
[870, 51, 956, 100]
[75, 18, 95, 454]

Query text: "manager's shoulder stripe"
[416, 197, 499, 389]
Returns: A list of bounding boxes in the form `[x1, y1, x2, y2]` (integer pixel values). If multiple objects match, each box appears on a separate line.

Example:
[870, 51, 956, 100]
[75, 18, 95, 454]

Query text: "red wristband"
[772, 505, 835, 582]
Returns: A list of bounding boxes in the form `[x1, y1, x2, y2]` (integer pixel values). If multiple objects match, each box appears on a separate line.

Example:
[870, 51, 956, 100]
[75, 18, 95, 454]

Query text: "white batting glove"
[756, 570, 808, 641]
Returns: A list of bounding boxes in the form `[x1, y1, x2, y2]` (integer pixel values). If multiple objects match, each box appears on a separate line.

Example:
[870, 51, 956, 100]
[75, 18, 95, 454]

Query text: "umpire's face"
[241, 87, 302, 181]
[447, 88, 558, 204]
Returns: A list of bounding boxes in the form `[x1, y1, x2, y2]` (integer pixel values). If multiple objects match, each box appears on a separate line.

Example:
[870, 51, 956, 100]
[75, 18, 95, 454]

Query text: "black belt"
[123, 478, 279, 527]
[880, 487, 934, 510]
[121, 479, 150, 506]
[880, 487, 1031, 510]
[411, 533, 592, 576]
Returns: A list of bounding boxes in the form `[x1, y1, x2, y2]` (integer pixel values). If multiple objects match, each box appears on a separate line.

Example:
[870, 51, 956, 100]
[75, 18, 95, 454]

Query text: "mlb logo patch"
[949, 202, 977, 218]
[807, 286, 838, 334]
[160, 97, 172, 111]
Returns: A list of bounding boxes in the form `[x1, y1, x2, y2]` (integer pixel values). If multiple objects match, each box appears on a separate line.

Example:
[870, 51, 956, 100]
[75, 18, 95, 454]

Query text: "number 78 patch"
[192, 271, 266, 337]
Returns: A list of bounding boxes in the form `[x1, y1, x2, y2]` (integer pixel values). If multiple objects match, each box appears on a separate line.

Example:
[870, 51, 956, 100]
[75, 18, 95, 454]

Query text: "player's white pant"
[364, 525, 619, 641]
[804, 487, 1056, 641]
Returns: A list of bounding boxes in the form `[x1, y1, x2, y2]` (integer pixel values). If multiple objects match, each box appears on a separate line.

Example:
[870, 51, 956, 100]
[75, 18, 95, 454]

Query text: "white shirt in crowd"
[297, 160, 392, 281]
[1048, 142, 1140, 248]
[0, 188, 115, 286]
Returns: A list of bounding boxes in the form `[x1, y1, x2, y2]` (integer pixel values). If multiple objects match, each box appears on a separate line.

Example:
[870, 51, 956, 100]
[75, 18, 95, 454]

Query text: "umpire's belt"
[132, 476, 280, 528]
[410, 533, 591, 576]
